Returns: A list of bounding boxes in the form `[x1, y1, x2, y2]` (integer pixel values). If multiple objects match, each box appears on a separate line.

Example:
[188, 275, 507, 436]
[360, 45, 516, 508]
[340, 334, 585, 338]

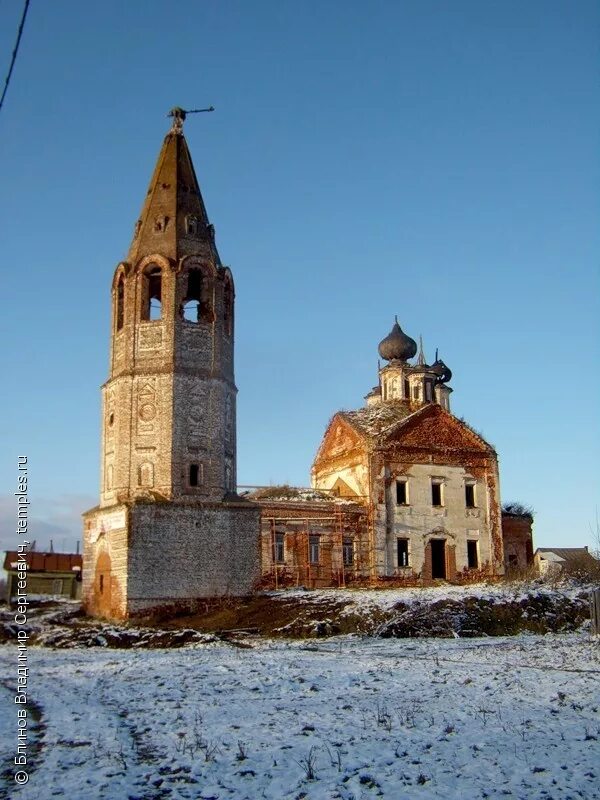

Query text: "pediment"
[313, 414, 365, 468]
[384, 405, 494, 454]
[331, 477, 358, 498]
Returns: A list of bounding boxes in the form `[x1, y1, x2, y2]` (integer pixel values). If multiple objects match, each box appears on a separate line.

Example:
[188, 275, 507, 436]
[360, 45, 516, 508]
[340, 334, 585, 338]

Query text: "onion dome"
[431, 353, 452, 384]
[378, 317, 417, 362]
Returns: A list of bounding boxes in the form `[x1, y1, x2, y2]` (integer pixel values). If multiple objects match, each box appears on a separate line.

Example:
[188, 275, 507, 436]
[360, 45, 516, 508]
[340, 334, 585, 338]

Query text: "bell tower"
[83, 109, 260, 620]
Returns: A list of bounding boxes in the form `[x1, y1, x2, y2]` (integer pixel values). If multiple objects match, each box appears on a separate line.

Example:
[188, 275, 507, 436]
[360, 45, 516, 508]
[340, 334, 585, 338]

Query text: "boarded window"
[465, 482, 476, 508]
[343, 537, 354, 567]
[273, 532, 285, 563]
[397, 538, 410, 567]
[431, 480, 443, 507]
[467, 540, 479, 569]
[396, 480, 408, 505]
[309, 534, 320, 564]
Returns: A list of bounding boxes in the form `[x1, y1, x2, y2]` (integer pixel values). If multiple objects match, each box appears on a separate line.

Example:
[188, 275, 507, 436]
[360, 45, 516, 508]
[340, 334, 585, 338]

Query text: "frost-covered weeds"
[1, 634, 599, 799]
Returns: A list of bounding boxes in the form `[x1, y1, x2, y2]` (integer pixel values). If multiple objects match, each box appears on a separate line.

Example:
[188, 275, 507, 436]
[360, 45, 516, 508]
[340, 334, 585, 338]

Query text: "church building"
[82, 109, 260, 619]
[250, 319, 513, 588]
[310, 320, 504, 582]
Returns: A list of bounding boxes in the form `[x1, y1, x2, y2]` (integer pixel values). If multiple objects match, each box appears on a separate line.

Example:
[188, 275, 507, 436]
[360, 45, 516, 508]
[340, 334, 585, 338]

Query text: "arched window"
[142, 265, 162, 321]
[182, 268, 212, 323]
[223, 279, 233, 336]
[116, 275, 125, 331]
[186, 215, 198, 235]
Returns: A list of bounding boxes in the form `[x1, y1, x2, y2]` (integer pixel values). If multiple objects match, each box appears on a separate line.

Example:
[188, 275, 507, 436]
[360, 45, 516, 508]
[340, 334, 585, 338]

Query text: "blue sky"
[0, 0, 598, 555]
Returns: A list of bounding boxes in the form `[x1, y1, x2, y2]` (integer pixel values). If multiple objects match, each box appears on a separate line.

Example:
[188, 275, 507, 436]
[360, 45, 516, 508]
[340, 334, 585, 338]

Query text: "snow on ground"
[269, 581, 589, 615]
[1, 633, 599, 799]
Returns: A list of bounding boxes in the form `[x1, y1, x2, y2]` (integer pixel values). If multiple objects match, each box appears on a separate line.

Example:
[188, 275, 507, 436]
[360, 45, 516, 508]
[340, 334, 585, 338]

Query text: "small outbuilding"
[534, 547, 599, 578]
[3, 551, 83, 602]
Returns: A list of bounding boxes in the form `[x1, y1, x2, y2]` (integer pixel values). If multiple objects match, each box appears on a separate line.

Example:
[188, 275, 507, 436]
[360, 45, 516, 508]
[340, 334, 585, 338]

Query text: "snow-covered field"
[1, 634, 599, 799]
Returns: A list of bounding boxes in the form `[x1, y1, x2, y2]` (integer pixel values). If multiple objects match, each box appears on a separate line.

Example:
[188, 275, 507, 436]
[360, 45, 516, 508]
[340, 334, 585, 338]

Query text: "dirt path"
[0, 680, 45, 800]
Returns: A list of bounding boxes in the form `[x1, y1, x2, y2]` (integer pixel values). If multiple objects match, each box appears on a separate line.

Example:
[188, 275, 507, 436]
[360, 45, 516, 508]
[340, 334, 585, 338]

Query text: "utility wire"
[0, 0, 31, 114]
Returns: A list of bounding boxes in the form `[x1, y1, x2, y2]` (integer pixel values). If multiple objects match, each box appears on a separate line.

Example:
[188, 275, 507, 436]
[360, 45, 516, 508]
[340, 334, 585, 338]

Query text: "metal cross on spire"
[168, 105, 215, 133]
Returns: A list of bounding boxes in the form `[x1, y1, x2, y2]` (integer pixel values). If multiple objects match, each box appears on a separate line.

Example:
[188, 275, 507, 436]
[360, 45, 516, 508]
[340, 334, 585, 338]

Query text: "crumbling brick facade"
[502, 512, 534, 572]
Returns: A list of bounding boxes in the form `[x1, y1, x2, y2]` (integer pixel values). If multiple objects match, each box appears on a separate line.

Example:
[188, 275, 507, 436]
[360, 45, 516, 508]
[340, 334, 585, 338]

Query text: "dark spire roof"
[416, 335, 427, 366]
[378, 317, 417, 362]
[127, 121, 221, 266]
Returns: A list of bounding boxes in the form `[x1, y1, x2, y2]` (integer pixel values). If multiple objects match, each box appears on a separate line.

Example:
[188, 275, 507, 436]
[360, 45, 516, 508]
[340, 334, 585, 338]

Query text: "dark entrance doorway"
[430, 539, 446, 579]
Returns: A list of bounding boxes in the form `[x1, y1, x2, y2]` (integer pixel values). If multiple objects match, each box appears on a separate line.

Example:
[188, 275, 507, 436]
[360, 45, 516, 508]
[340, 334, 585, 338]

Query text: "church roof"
[339, 401, 416, 439]
[126, 120, 221, 266]
[336, 401, 495, 452]
[378, 319, 417, 362]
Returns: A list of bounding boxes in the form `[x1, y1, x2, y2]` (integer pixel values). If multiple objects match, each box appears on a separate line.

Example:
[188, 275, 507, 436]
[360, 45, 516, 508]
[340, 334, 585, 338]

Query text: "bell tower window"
[142, 265, 162, 321]
[116, 275, 125, 331]
[182, 268, 213, 323]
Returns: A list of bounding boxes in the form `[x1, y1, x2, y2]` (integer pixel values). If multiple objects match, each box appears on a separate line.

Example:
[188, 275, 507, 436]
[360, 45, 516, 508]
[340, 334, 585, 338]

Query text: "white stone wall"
[382, 463, 492, 576]
[127, 502, 260, 611]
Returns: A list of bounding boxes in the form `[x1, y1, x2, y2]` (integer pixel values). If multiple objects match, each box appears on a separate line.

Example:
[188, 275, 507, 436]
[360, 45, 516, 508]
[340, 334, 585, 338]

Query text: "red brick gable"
[383, 404, 494, 455]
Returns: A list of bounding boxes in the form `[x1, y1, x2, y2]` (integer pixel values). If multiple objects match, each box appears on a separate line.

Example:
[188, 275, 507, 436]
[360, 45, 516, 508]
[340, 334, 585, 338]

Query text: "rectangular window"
[342, 537, 354, 567]
[465, 482, 476, 508]
[397, 538, 410, 567]
[189, 464, 200, 487]
[309, 534, 320, 564]
[273, 532, 285, 564]
[431, 480, 443, 507]
[467, 540, 479, 569]
[396, 479, 408, 505]
[99, 574, 104, 594]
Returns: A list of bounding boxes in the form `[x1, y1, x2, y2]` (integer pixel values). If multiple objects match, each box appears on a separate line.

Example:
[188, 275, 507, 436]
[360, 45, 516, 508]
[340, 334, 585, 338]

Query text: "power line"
[0, 0, 31, 114]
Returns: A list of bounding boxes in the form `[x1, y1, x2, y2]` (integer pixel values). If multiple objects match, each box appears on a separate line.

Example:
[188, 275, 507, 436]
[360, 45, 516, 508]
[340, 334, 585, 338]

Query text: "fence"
[590, 590, 600, 636]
